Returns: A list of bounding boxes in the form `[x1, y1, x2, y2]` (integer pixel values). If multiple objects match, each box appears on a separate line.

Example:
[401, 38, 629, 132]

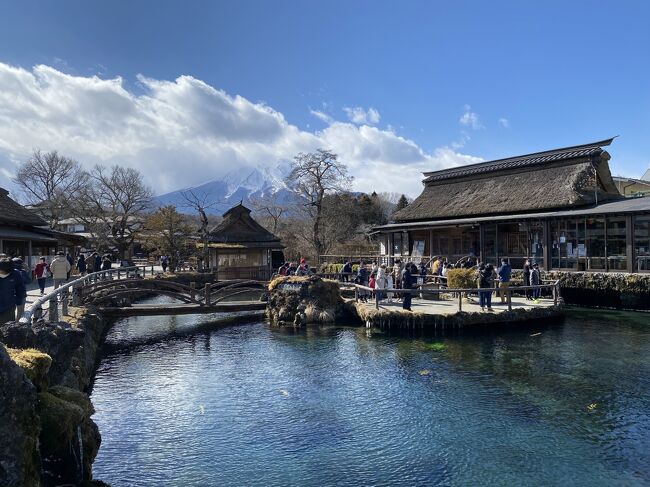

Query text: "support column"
[27, 240, 33, 272]
[626, 215, 634, 273]
[542, 220, 551, 271]
[0, 238, 3, 253]
[479, 225, 485, 264]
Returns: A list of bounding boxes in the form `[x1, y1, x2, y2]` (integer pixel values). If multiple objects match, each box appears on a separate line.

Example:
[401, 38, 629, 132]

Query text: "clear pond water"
[91, 298, 650, 486]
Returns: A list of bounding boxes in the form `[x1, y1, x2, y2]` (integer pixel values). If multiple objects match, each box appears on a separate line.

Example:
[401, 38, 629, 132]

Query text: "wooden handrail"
[19, 265, 152, 324]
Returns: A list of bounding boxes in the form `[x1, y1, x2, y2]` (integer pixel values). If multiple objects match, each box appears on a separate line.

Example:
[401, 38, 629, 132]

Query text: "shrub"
[446, 268, 477, 289]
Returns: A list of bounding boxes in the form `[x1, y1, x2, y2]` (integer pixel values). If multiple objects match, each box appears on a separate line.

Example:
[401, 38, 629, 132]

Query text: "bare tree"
[250, 191, 288, 234]
[12, 150, 89, 228]
[181, 189, 222, 269]
[143, 206, 194, 272]
[77, 165, 152, 260]
[289, 149, 352, 257]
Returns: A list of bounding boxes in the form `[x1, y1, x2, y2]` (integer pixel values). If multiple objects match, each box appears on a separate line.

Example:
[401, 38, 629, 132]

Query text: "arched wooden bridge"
[20, 267, 270, 324]
[82, 278, 269, 316]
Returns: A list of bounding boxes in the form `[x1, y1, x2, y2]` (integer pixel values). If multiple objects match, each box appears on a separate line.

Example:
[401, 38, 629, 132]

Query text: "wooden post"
[117, 269, 121, 280]
[62, 289, 69, 316]
[458, 292, 462, 312]
[355, 285, 359, 302]
[190, 282, 196, 301]
[507, 288, 512, 311]
[33, 304, 42, 323]
[204, 284, 211, 306]
[375, 289, 379, 310]
[48, 296, 58, 322]
[553, 284, 558, 306]
[72, 285, 81, 306]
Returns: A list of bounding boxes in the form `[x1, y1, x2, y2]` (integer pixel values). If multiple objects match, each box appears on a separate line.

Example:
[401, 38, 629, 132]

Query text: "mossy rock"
[37, 390, 86, 453]
[8, 347, 52, 391]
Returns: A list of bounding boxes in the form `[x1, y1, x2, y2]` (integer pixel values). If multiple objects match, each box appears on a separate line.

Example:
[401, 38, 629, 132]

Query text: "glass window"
[606, 217, 627, 271]
[483, 224, 496, 264]
[392, 232, 403, 255]
[586, 217, 606, 270]
[635, 215, 650, 272]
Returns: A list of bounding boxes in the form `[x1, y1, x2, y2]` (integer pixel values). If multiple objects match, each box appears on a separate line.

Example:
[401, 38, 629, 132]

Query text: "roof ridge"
[423, 138, 614, 178]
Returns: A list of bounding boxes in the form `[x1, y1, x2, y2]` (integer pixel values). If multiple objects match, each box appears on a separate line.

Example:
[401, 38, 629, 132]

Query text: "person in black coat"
[401, 263, 415, 311]
[77, 254, 87, 276]
[523, 260, 531, 300]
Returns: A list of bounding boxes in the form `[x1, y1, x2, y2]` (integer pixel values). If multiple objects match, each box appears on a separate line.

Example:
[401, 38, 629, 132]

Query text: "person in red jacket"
[34, 257, 49, 296]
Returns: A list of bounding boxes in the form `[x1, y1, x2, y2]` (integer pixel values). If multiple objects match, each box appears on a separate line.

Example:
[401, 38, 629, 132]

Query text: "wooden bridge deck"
[99, 301, 267, 316]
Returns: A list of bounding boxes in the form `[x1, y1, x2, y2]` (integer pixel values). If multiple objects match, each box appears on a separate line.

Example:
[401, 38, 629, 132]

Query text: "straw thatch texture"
[208, 203, 282, 245]
[394, 160, 621, 222]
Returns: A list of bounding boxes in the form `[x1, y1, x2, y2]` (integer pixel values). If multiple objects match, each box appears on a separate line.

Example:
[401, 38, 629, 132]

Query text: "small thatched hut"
[372, 139, 650, 273]
[206, 203, 284, 280]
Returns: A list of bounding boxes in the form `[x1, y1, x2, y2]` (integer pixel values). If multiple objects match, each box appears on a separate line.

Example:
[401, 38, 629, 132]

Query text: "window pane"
[635, 216, 650, 271]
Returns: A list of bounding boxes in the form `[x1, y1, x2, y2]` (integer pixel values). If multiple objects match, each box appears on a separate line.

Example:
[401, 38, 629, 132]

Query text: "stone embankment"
[546, 271, 650, 311]
[0, 307, 110, 487]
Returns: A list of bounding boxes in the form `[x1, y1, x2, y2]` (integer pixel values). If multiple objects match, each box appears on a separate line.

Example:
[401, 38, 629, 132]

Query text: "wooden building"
[372, 139, 650, 272]
[206, 203, 284, 280]
[0, 187, 85, 269]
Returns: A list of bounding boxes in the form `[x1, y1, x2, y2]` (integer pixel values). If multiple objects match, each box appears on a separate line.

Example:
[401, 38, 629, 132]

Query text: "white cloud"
[459, 104, 484, 130]
[343, 106, 381, 125]
[0, 62, 481, 198]
[499, 117, 510, 128]
[309, 109, 334, 124]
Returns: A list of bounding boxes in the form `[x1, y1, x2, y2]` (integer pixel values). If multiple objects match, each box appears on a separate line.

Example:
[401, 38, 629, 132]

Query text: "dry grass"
[8, 347, 52, 390]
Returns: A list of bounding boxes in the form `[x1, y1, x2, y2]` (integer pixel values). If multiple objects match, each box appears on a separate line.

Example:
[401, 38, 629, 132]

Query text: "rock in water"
[0, 343, 41, 487]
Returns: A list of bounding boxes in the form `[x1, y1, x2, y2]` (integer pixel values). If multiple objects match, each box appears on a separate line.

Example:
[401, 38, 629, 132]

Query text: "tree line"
[12, 149, 410, 264]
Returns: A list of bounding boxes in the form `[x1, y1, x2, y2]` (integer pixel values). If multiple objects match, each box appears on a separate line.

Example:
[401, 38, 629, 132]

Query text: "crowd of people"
[349, 256, 543, 312]
[0, 250, 120, 325]
[277, 258, 313, 277]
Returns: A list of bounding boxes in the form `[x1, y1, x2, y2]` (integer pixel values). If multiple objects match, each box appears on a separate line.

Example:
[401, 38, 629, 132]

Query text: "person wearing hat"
[0, 257, 26, 324]
[49, 251, 71, 289]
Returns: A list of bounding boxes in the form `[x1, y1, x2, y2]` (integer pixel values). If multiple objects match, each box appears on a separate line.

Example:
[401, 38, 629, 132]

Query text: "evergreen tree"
[394, 194, 409, 213]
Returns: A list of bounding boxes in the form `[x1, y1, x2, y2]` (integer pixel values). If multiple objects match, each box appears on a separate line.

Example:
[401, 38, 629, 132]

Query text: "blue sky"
[0, 0, 648, 196]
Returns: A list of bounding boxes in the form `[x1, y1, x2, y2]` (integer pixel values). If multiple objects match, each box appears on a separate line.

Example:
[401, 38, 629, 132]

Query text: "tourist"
[160, 255, 169, 273]
[77, 254, 87, 276]
[376, 265, 389, 302]
[34, 257, 49, 296]
[497, 259, 512, 304]
[12, 258, 30, 286]
[65, 252, 74, 279]
[50, 251, 71, 289]
[477, 263, 495, 312]
[0, 257, 26, 324]
[102, 254, 113, 279]
[356, 261, 369, 303]
[386, 270, 394, 303]
[530, 263, 541, 302]
[341, 261, 352, 282]
[401, 263, 415, 311]
[431, 256, 442, 276]
[368, 272, 376, 298]
[523, 260, 532, 300]
[278, 262, 288, 276]
[371, 261, 378, 275]
[94, 253, 102, 275]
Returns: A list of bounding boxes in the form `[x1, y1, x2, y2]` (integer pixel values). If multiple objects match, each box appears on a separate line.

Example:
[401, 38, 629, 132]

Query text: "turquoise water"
[91, 301, 650, 486]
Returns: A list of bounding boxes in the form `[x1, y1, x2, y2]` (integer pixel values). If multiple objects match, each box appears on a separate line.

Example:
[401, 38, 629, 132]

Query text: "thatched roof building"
[371, 139, 650, 273]
[206, 203, 284, 279]
[394, 138, 621, 222]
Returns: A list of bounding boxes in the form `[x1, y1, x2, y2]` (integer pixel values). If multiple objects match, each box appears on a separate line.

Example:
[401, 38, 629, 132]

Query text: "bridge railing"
[19, 265, 155, 325]
[353, 279, 562, 312]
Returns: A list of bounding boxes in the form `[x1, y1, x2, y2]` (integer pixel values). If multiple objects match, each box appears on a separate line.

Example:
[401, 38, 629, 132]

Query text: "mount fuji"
[153, 162, 295, 214]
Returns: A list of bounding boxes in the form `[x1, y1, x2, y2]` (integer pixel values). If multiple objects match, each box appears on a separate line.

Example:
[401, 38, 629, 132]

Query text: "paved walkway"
[358, 295, 555, 315]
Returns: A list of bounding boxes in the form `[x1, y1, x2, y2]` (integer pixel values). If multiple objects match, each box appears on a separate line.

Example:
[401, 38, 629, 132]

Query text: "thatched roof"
[393, 139, 623, 222]
[208, 203, 283, 247]
[0, 188, 47, 227]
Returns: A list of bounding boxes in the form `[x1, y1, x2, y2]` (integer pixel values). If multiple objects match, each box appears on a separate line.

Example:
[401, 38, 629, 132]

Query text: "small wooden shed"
[207, 203, 284, 280]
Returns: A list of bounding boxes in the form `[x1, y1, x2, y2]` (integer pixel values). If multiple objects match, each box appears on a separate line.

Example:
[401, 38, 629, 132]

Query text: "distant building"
[206, 203, 284, 280]
[372, 139, 650, 273]
[0, 188, 85, 269]
[612, 170, 650, 197]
